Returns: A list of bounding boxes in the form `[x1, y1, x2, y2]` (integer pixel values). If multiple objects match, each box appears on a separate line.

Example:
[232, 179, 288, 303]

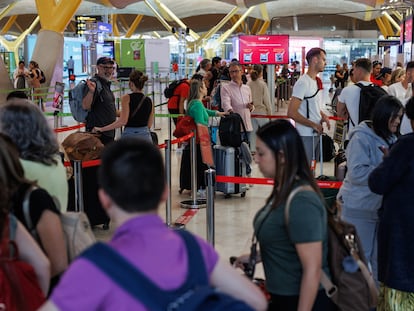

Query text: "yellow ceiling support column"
[0, 3, 16, 20]
[257, 21, 270, 34]
[197, 7, 239, 44]
[125, 15, 143, 38]
[1, 15, 17, 35]
[231, 16, 244, 33]
[382, 11, 401, 35]
[213, 6, 256, 49]
[153, 0, 199, 41]
[0, 16, 40, 69]
[111, 14, 120, 37]
[32, 0, 82, 90]
[251, 19, 261, 34]
[144, 0, 177, 38]
[375, 17, 388, 38]
[381, 15, 394, 37]
[119, 14, 131, 33]
[257, 3, 270, 34]
[35, 0, 81, 33]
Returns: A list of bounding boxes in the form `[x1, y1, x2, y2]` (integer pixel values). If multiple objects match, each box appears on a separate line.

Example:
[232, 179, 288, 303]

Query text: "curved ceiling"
[0, 0, 397, 37]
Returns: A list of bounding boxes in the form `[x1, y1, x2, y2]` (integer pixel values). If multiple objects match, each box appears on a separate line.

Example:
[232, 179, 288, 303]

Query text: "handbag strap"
[22, 185, 39, 240]
[81, 230, 208, 310]
[130, 94, 147, 119]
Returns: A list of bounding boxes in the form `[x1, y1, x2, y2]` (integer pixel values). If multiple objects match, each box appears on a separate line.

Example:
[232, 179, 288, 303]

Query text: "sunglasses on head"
[373, 61, 382, 66]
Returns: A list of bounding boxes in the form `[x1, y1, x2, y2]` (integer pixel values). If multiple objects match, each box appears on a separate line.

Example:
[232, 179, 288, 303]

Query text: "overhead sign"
[239, 35, 289, 65]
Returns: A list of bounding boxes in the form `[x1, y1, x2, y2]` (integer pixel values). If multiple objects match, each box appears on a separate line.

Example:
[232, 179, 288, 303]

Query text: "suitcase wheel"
[224, 194, 231, 199]
[241, 192, 246, 198]
[102, 222, 110, 230]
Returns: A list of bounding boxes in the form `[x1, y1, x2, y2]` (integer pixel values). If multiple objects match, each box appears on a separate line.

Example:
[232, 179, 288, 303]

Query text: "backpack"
[0, 214, 46, 311]
[37, 69, 46, 84]
[219, 113, 248, 148]
[22, 186, 96, 262]
[81, 230, 254, 311]
[285, 186, 378, 311]
[173, 115, 197, 139]
[354, 83, 387, 125]
[69, 78, 103, 122]
[211, 82, 223, 111]
[164, 79, 187, 99]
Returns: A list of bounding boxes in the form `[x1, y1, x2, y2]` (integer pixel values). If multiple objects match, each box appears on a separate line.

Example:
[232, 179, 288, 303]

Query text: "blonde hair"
[390, 68, 405, 84]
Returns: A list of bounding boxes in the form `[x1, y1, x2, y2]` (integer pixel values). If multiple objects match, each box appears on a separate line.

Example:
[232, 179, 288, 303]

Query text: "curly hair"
[0, 99, 60, 165]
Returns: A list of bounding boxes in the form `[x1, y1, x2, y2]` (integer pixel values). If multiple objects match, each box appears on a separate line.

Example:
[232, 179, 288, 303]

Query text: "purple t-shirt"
[50, 214, 219, 310]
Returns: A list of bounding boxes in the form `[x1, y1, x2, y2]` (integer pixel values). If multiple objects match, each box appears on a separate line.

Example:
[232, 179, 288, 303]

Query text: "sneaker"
[197, 189, 206, 200]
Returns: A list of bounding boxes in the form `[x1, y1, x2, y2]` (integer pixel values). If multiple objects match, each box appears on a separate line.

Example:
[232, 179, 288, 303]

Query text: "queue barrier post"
[165, 138, 172, 226]
[73, 160, 85, 213]
[205, 168, 216, 246]
[53, 111, 59, 129]
[180, 130, 206, 209]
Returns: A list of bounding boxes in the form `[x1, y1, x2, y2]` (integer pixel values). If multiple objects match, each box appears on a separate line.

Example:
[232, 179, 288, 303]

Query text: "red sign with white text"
[239, 35, 289, 65]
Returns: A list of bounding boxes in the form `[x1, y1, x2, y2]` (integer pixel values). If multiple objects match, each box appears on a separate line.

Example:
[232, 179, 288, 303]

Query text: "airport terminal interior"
[1, 0, 414, 308]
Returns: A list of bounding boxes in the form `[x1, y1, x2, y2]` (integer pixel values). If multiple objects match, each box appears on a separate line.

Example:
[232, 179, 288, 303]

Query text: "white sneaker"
[197, 189, 206, 200]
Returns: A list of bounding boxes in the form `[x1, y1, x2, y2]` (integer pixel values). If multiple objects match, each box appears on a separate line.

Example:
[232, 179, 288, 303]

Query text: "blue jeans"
[122, 126, 152, 143]
[342, 214, 379, 285]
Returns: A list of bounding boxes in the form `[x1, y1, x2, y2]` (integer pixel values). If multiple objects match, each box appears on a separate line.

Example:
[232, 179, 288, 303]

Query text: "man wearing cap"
[377, 67, 392, 92]
[82, 57, 117, 145]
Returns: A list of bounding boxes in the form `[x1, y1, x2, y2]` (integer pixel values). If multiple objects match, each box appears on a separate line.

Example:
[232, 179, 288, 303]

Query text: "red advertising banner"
[239, 35, 289, 65]
[405, 16, 412, 43]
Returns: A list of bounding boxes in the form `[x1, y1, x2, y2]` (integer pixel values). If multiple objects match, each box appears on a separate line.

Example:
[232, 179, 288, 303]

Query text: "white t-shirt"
[338, 80, 372, 133]
[291, 74, 323, 136]
[388, 82, 413, 135]
[388, 81, 411, 99]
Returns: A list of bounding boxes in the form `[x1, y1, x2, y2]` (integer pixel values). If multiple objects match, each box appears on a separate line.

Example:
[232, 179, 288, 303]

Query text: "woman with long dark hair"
[338, 95, 403, 285]
[0, 134, 51, 299]
[235, 120, 333, 310]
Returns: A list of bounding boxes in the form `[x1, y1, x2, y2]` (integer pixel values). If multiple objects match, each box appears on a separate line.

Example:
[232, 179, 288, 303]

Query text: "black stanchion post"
[165, 139, 172, 226]
[205, 168, 216, 246]
[73, 160, 84, 212]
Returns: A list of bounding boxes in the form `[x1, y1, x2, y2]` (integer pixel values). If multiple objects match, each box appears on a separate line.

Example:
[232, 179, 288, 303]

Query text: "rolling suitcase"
[213, 145, 247, 198]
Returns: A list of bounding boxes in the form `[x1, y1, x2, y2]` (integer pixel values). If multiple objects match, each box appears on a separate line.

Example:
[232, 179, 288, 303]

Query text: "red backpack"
[0, 215, 46, 311]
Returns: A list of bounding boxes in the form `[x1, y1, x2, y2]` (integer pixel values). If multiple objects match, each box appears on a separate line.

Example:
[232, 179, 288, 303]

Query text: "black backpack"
[219, 113, 248, 148]
[81, 230, 254, 311]
[354, 83, 387, 125]
[164, 79, 187, 99]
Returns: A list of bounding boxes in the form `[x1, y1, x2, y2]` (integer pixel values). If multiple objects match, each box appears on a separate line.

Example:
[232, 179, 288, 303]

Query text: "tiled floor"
[53, 87, 337, 278]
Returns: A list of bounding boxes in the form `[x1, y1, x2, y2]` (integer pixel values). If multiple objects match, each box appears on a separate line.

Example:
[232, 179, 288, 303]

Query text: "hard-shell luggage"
[213, 145, 246, 198]
[67, 165, 110, 230]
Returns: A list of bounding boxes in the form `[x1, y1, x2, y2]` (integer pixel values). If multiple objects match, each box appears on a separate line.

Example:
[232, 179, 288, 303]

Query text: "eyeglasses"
[100, 65, 114, 70]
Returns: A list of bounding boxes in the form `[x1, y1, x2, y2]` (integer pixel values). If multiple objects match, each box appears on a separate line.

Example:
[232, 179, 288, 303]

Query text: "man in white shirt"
[287, 47, 330, 164]
[337, 58, 373, 134]
[388, 61, 414, 134]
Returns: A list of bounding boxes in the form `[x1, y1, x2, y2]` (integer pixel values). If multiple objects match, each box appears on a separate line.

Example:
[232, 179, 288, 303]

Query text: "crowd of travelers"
[1, 50, 413, 311]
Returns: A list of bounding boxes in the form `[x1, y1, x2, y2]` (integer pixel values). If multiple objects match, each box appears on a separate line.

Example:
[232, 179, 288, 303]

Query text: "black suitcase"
[67, 165, 110, 229]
